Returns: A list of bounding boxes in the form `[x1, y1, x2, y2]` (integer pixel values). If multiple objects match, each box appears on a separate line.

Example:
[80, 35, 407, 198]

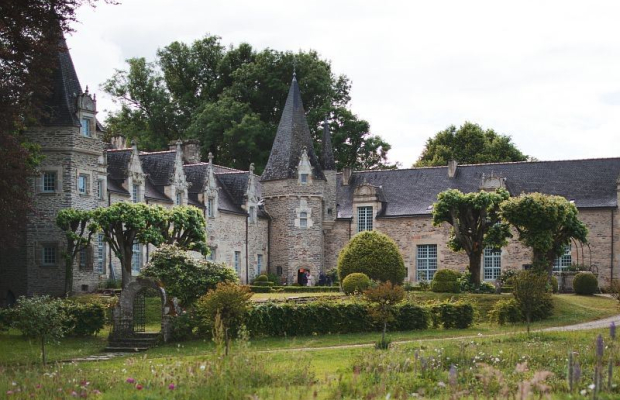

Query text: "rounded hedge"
[342, 273, 371, 295]
[337, 231, 406, 284]
[431, 268, 461, 293]
[573, 272, 598, 295]
[255, 274, 269, 282]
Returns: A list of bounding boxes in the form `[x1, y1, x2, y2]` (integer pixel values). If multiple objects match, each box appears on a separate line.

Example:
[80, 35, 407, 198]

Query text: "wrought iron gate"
[133, 289, 146, 333]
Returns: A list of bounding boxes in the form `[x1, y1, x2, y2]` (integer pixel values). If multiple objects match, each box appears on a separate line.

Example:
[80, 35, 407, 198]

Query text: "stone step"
[103, 346, 150, 353]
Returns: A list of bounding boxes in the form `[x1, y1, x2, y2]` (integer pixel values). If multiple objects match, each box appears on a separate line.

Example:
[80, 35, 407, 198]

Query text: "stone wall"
[206, 211, 248, 282]
[323, 220, 351, 272]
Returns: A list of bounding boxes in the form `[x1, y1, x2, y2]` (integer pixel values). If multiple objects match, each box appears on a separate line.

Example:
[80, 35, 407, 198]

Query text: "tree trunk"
[121, 245, 133, 289]
[41, 335, 46, 365]
[64, 256, 74, 297]
[469, 250, 483, 285]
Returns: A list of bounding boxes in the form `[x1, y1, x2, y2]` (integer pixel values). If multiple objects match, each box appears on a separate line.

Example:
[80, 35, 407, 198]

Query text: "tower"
[261, 75, 329, 284]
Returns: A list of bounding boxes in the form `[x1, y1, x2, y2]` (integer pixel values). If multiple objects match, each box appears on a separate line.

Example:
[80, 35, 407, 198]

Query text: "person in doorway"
[299, 270, 308, 286]
[307, 272, 314, 286]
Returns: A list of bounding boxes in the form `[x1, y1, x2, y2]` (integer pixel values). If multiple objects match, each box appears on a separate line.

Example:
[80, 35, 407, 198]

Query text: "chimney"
[447, 160, 458, 178]
[109, 135, 127, 149]
[169, 139, 202, 164]
[342, 167, 352, 185]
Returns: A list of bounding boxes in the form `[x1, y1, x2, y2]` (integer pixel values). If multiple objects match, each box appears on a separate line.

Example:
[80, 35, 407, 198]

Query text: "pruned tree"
[159, 206, 209, 255]
[432, 188, 511, 285]
[363, 281, 405, 349]
[500, 193, 588, 275]
[56, 209, 95, 296]
[512, 270, 552, 334]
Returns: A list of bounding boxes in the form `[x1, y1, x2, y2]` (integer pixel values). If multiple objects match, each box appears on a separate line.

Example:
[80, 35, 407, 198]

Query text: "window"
[257, 254, 263, 276]
[42, 246, 57, 266]
[79, 248, 87, 269]
[96, 234, 105, 274]
[132, 184, 139, 203]
[206, 247, 216, 261]
[299, 212, 308, 228]
[207, 198, 215, 217]
[81, 117, 91, 137]
[78, 174, 88, 195]
[553, 245, 572, 272]
[300, 173, 308, 184]
[176, 192, 182, 205]
[357, 206, 373, 232]
[42, 172, 56, 193]
[416, 244, 437, 281]
[483, 248, 502, 280]
[234, 251, 241, 273]
[131, 242, 142, 275]
[96, 179, 104, 200]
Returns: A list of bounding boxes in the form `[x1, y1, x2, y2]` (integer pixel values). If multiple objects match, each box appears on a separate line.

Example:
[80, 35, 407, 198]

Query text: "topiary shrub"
[342, 273, 371, 295]
[255, 274, 268, 282]
[337, 231, 406, 284]
[573, 272, 598, 295]
[431, 269, 461, 293]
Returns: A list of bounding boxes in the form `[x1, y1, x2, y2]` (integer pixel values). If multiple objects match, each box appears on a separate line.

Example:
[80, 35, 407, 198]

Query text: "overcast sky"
[67, 0, 620, 167]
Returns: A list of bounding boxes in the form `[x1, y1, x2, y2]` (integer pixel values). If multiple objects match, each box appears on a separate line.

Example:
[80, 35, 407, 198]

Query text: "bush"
[431, 269, 461, 293]
[169, 312, 198, 341]
[457, 272, 496, 294]
[194, 283, 252, 340]
[252, 281, 274, 287]
[0, 307, 14, 332]
[342, 273, 371, 295]
[277, 286, 341, 293]
[61, 300, 106, 336]
[141, 245, 238, 307]
[513, 270, 554, 331]
[573, 272, 598, 295]
[248, 285, 273, 293]
[549, 275, 559, 293]
[429, 301, 475, 329]
[337, 231, 406, 284]
[255, 274, 269, 282]
[489, 298, 522, 325]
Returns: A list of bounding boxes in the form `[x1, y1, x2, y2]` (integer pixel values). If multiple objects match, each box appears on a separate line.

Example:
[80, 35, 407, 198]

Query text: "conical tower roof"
[261, 75, 325, 181]
[320, 116, 336, 170]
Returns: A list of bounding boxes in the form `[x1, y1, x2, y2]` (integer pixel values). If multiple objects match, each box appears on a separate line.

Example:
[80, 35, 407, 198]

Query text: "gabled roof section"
[43, 37, 103, 130]
[261, 75, 325, 181]
[106, 149, 132, 180]
[139, 151, 176, 186]
[184, 162, 245, 194]
[336, 158, 620, 219]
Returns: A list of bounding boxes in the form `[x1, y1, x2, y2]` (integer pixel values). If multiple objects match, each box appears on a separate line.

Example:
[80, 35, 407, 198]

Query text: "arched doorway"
[133, 287, 163, 333]
[297, 268, 310, 286]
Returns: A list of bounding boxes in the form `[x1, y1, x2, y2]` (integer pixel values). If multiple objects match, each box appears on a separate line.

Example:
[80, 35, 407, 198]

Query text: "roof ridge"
[139, 150, 176, 156]
[106, 148, 132, 153]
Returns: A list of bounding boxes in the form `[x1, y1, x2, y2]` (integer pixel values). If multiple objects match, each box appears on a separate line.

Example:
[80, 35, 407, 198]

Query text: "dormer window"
[300, 173, 308, 184]
[249, 206, 256, 223]
[207, 198, 215, 217]
[81, 117, 92, 137]
[176, 192, 182, 205]
[132, 184, 140, 203]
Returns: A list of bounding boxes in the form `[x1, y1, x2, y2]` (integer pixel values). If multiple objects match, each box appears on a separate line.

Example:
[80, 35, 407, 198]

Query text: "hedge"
[61, 301, 106, 336]
[429, 302, 475, 329]
[248, 286, 341, 294]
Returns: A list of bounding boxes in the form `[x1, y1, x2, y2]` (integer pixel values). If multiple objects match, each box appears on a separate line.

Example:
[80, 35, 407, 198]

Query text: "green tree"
[512, 270, 552, 334]
[432, 188, 512, 285]
[337, 231, 406, 284]
[195, 282, 253, 355]
[103, 35, 397, 172]
[141, 245, 238, 307]
[56, 209, 95, 296]
[414, 122, 528, 167]
[11, 295, 68, 365]
[500, 193, 588, 275]
[91, 203, 208, 288]
[363, 282, 405, 349]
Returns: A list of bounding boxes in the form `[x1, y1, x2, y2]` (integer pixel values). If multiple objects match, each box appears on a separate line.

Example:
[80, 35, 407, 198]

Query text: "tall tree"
[0, 0, 109, 248]
[500, 193, 589, 275]
[103, 35, 397, 172]
[432, 189, 511, 285]
[414, 122, 528, 167]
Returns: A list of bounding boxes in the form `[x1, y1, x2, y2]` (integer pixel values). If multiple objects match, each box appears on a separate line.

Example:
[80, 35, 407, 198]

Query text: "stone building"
[1, 40, 619, 304]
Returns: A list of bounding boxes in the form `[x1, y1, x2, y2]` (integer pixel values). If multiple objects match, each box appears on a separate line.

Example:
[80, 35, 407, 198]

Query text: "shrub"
[277, 286, 341, 293]
[141, 245, 238, 307]
[549, 275, 559, 293]
[266, 273, 281, 286]
[169, 312, 198, 341]
[431, 269, 461, 293]
[61, 300, 106, 336]
[364, 282, 405, 347]
[429, 301, 475, 329]
[12, 295, 69, 364]
[248, 285, 273, 293]
[394, 304, 430, 330]
[489, 298, 522, 325]
[457, 271, 496, 294]
[337, 231, 406, 284]
[195, 283, 253, 354]
[342, 273, 371, 295]
[252, 281, 274, 287]
[0, 307, 14, 332]
[513, 270, 554, 332]
[573, 272, 598, 295]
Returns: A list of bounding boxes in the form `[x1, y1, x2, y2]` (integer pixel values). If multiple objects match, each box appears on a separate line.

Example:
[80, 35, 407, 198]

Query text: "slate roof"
[106, 149, 132, 180]
[43, 38, 103, 130]
[139, 151, 176, 186]
[336, 158, 620, 219]
[144, 180, 171, 203]
[261, 75, 325, 181]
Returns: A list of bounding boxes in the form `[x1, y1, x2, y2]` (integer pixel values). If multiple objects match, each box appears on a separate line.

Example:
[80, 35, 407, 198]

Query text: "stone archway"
[109, 277, 174, 343]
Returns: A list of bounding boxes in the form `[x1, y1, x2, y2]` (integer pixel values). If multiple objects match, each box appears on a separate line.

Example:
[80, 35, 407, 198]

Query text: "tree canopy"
[432, 188, 511, 285]
[414, 122, 528, 167]
[500, 193, 588, 274]
[103, 35, 398, 172]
